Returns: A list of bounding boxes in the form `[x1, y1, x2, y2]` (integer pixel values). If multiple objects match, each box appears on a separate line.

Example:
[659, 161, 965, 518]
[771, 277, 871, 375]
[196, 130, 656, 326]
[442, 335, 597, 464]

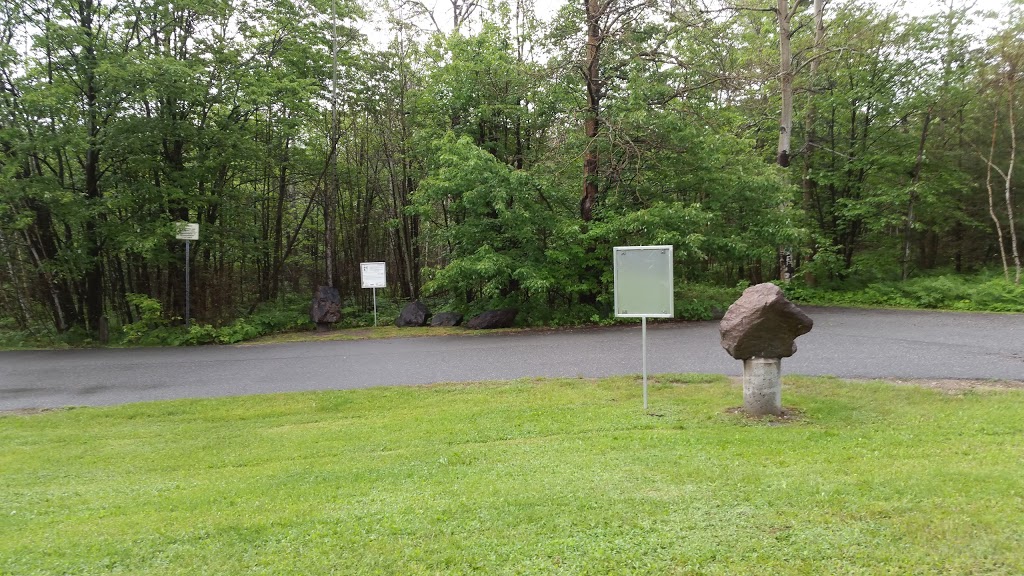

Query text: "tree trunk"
[272, 140, 289, 300]
[1005, 73, 1020, 284]
[580, 0, 603, 222]
[902, 108, 932, 281]
[775, 0, 799, 280]
[798, 0, 824, 285]
[776, 0, 796, 168]
[801, 0, 824, 211]
[0, 228, 32, 329]
[984, 111, 1010, 281]
[81, 0, 104, 333]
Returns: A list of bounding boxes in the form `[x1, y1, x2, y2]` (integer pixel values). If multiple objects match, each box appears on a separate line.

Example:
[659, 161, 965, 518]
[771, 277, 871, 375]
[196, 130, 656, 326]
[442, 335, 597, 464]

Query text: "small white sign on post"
[174, 222, 200, 329]
[175, 222, 199, 241]
[360, 262, 386, 288]
[360, 262, 386, 326]
[613, 245, 674, 410]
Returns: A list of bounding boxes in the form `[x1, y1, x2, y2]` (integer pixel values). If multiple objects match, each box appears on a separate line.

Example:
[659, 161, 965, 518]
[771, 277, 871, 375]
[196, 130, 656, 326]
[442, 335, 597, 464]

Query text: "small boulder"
[465, 309, 518, 330]
[430, 311, 464, 327]
[395, 300, 430, 327]
[310, 286, 341, 329]
[720, 283, 812, 360]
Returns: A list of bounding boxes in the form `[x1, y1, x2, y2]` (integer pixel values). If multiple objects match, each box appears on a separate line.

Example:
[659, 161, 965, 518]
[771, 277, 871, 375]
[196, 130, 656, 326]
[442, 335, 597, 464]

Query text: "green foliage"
[0, 329, 58, 350]
[411, 133, 574, 321]
[411, 106, 802, 326]
[783, 273, 1024, 313]
[121, 294, 173, 345]
[675, 283, 745, 321]
[120, 294, 313, 346]
[337, 296, 406, 329]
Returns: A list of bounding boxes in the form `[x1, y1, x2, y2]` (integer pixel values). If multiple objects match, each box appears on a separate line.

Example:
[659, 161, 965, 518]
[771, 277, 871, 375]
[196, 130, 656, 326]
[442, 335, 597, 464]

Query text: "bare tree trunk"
[776, 0, 797, 168]
[775, 0, 799, 280]
[80, 0, 104, 333]
[1005, 72, 1020, 284]
[580, 0, 603, 222]
[0, 228, 32, 329]
[272, 142, 289, 300]
[326, 0, 341, 290]
[451, 0, 481, 30]
[22, 227, 68, 332]
[983, 111, 1011, 281]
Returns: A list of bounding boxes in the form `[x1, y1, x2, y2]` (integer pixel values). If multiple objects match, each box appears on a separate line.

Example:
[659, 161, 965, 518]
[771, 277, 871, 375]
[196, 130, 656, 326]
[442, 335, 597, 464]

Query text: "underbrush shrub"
[122, 294, 174, 345]
[123, 293, 315, 346]
[968, 278, 1024, 312]
[782, 273, 1024, 313]
[675, 283, 744, 320]
[342, 295, 461, 328]
[0, 328, 58, 349]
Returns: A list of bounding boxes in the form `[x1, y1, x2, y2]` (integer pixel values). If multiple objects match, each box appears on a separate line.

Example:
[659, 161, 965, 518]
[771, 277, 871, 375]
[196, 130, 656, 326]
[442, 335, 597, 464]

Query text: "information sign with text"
[175, 222, 200, 241]
[360, 262, 387, 289]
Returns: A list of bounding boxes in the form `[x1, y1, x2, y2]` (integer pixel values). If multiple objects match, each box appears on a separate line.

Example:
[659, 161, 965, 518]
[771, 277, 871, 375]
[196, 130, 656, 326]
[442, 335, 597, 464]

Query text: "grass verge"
[1, 375, 1022, 574]
[241, 324, 521, 345]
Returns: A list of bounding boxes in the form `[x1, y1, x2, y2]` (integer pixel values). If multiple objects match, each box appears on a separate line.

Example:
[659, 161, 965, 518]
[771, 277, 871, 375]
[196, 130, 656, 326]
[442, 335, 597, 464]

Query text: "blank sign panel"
[613, 245, 674, 318]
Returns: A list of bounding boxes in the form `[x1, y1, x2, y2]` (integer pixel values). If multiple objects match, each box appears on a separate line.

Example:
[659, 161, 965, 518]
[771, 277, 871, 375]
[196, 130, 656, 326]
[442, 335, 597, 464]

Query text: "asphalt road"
[1, 306, 1022, 411]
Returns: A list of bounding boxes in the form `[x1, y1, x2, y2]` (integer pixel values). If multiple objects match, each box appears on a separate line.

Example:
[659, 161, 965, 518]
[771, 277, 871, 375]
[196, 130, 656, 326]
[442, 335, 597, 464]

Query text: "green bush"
[121, 294, 174, 345]
[119, 293, 315, 346]
[781, 273, 1024, 313]
[0, 328, 59, 349]
[675, 283, 744, 321]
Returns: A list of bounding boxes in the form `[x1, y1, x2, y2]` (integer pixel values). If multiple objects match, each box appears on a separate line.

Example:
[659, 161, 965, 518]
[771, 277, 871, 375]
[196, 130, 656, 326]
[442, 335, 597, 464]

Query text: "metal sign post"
[360, 262, 387, 326]
[613, 245, 674, 410]
[642, 316, 648, 407]
[185, 239, 191, 329]
[175, 223, 200, 329]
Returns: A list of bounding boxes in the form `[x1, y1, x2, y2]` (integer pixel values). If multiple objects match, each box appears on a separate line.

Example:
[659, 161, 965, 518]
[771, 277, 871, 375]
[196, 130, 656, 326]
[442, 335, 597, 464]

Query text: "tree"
[978, 7, 1023, 283]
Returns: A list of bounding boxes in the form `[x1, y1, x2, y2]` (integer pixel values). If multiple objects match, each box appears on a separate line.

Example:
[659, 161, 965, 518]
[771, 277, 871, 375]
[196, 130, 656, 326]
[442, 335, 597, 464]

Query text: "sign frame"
[360, 261, 386, 326]
[175, 222, 200, 241]
[613, 245, 674, 318]
[360, 261, 387, 289]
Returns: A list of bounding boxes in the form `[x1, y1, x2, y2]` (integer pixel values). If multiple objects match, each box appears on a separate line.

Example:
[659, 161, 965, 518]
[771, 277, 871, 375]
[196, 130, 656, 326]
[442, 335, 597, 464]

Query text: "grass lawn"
[241, 324, 521, 346]
[1, 375, 1022, 575]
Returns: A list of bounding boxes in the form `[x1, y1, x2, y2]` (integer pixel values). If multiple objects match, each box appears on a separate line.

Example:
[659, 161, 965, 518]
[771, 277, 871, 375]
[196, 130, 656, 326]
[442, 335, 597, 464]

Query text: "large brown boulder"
[310, 286, 341, 328]
[720, 283, 812, 360]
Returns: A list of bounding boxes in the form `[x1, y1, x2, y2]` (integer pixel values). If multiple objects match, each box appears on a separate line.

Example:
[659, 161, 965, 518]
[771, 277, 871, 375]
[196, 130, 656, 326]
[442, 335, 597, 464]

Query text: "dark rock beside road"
[430, 311, 463, 327]
[396, 301, 430, 327]
[465, 309, 518, 329]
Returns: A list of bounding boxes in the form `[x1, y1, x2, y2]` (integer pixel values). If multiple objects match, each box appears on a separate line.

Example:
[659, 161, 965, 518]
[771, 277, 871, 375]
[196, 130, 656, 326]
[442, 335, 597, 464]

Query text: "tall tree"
[978, 7, 1022, 283]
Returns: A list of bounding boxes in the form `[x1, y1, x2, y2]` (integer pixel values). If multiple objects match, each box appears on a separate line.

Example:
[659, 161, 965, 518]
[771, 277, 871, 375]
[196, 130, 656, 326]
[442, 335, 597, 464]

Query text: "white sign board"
[360, 262, 387, 289]
[613, 245, 674, 318]
[175, 222, 199, 241]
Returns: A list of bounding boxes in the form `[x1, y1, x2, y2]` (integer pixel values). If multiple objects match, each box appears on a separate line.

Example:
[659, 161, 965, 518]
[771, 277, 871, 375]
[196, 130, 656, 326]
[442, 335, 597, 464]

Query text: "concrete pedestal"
[743, 357, 782, 416]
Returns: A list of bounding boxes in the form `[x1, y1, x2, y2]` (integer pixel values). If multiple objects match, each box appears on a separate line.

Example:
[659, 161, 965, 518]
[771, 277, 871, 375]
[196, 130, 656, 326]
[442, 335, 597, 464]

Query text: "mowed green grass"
[1, 375, 1022, 575]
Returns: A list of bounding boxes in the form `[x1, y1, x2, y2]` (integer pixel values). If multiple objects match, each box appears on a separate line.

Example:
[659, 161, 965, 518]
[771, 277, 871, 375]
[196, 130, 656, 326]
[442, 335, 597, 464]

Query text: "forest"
[0, 0, 1022, 345]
